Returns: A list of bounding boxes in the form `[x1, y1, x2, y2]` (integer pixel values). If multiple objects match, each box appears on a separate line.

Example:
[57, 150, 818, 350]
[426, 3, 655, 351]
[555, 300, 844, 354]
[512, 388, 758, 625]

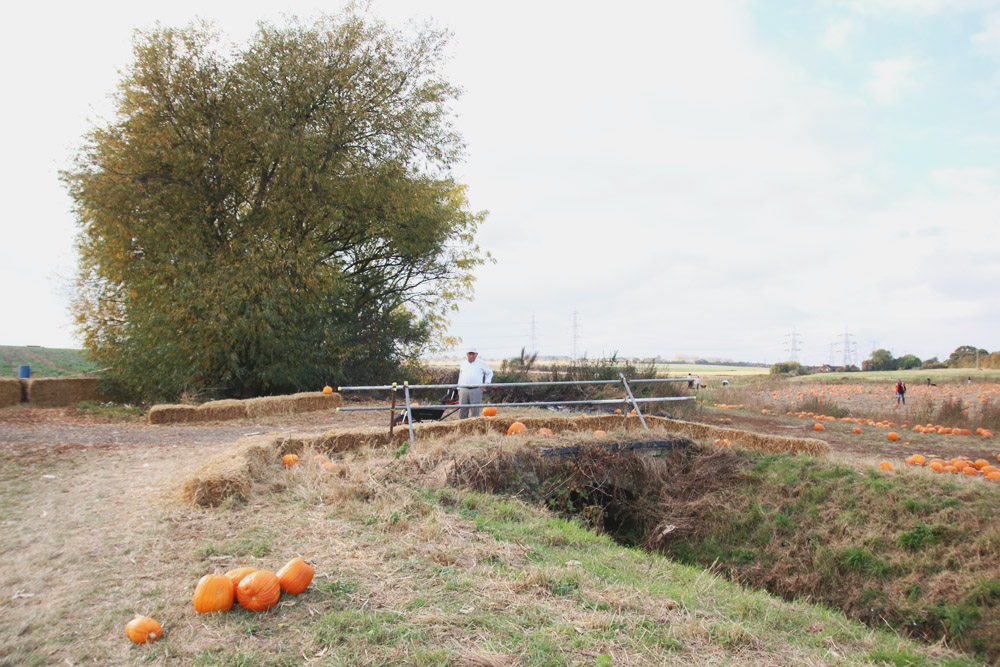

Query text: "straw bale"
[181, 435, 280, 506]
[195, 399, 248, 422]
[288, 391, 342, 411]
[245, 392, 341, 418]
[148, 404, 198, 424]
[24, 377, 100, 406]
[0, 378, 21, 408]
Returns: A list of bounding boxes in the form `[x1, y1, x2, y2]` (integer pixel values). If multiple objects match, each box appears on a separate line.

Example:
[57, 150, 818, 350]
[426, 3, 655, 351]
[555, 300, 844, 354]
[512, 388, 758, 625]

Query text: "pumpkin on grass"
[506, 422, 526, 435]
[126, 616, 162, 643]
[482, 406, 497, 417]
[277, 557, 315, 594]
[193, 573, 234, 613]
[282, 453, 299, 467]
[237, 570, 281, 612]
[225, 567, 257, 596]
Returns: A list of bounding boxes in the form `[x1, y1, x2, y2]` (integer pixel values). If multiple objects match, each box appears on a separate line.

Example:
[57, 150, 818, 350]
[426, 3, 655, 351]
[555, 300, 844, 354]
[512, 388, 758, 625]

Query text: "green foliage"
[63, 11, 487, 401]
[897, 354, 922, 370]
[770, 361, 810, 376]
[863, 349, 897, 372]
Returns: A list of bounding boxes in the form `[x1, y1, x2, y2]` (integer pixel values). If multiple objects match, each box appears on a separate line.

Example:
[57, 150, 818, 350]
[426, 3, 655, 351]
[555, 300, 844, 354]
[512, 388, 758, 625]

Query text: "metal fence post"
[620, 373, 649, 430]
[403, 382, 415, 445]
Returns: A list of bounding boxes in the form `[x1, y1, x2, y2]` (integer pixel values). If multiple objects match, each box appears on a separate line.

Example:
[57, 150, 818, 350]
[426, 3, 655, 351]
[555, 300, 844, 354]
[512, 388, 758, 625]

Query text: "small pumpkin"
[125, 616, 162, 644]
[282, 453, 299, 467]
[506, 422, 526, 435]
[537, 427, 553, 437]
[276, 557, 315, 595]
[852, 427, 861, 434]
[878, 461, 893, 471]
[887, 432, 899, 442]
[225, 567, 257, 597]
[814, 423, 824, 431]
[322, 385, 333, 394]
[629, 409, 637, 416]
[237, 570, 281, 612]
[193, 573, 234, 613]
[593, 430, 606, 436]
[912, 454, 926, 465]
[482, 406, 498, 417]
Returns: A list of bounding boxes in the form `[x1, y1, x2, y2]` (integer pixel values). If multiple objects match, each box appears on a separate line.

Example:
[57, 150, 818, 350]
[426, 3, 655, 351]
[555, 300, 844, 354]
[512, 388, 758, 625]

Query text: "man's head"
[466, 347, 478, 362]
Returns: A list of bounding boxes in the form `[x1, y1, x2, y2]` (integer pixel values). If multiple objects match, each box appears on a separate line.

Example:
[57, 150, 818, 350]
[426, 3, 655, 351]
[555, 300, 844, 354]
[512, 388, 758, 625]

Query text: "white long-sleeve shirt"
[457, 357, 493, 387]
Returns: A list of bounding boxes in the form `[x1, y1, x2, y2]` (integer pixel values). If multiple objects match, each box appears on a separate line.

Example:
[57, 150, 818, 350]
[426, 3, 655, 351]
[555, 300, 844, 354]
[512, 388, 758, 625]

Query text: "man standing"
[457, 347, 493, 418]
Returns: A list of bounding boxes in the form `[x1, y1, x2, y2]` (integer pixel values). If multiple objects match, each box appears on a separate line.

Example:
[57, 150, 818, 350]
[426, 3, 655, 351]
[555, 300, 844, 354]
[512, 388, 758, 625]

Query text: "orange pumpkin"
[282, 454, 299, 467]
[322, 386, 333, 395]
[593, 430, 606, 436]
[506, 421, 526, 435]
[929, 461, 944, 472]
[912, 454, 926, 465]
[887, 432, 899, 442]
[629, 410, 638, 416]
[614, 409, 622, 415]
[963, 466, 979, 476]
[538, 427, 553, 437]
[814, 423, 824, 431]
[852, 427, 861, 434]
[225, 567, 257, 597]
[878, 461, 893, 471]
[193, 573, 234, 613]
[988, 472, 1000, 481]
[276, 557, 314, 595]
[975, 459, 990, 470]
[237, 570, 281, 612]
[482, 406, 497, 417]
[126, 616, 162, 644]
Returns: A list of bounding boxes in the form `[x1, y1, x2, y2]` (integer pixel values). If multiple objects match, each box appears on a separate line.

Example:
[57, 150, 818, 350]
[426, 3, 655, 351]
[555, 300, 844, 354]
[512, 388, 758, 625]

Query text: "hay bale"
[195, 399, 248, 422]
[0, 378, 21, 408]
[24, 377, 100, 406]
[244, 392, 342, 418]
[148, 404, 198, 424]
[181, 435, 280, 506]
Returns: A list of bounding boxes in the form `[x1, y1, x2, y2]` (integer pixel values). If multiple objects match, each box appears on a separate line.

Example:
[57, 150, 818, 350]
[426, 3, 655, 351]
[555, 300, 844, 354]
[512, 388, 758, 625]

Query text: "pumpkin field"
[1, 381, 998, 665]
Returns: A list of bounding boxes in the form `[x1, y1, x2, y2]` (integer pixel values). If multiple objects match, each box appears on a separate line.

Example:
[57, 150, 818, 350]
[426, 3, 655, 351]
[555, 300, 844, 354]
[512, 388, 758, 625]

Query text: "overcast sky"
[2, 0, 999, 366]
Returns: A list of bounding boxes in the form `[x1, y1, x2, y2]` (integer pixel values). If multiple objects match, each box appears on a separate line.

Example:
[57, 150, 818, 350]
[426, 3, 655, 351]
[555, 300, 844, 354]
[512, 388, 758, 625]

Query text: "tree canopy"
[64, 12, 487, 401]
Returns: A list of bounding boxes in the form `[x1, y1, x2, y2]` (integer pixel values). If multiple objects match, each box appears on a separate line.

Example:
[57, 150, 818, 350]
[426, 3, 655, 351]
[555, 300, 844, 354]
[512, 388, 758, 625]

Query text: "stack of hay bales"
[23, 377, 100, 407]
[0, 378, 21, 408]
[149, 391, 342, 425]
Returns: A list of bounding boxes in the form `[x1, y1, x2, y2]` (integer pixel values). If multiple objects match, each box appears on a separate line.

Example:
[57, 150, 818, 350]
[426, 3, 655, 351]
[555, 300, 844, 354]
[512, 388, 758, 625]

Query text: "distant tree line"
[770, 345, 999, 375]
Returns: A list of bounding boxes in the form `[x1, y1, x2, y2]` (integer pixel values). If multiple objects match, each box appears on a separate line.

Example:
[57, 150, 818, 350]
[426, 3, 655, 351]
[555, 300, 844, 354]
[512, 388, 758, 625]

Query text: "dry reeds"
[23, 377, 100, 406]
[0, 378, 21, 407]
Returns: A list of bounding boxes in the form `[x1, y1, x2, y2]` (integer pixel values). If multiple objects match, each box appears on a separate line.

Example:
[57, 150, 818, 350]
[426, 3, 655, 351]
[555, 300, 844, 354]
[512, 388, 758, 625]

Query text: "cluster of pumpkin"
[910, 424, 994, 437]
[505, 421, 557, 437]
[126, 557, 315, 644]
[903, 454, 1000, 479]
[282, 452, 338, 471]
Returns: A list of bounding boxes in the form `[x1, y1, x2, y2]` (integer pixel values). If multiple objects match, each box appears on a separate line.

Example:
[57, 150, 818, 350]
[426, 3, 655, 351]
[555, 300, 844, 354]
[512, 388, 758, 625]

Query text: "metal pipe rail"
[337, 376, 697, 446]
[337, 377, 692, 391]
[336, 396, 693, 412]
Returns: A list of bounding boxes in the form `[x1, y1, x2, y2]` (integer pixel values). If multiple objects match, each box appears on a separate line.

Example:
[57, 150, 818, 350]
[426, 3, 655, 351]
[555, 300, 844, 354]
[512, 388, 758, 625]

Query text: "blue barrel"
[18, 365, 30, 379]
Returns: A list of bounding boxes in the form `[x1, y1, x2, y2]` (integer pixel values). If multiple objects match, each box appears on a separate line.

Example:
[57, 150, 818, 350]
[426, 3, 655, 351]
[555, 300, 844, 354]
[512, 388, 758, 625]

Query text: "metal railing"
[337, 373, 696, 444]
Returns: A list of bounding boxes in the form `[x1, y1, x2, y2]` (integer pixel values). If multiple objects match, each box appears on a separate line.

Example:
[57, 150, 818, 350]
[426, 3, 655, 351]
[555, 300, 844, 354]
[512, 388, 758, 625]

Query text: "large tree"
[64, 12, 487, 400]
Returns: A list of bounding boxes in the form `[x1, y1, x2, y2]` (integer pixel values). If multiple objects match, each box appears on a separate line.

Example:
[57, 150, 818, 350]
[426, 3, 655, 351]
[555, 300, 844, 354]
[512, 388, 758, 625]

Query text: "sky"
[2, 0, 999, 367]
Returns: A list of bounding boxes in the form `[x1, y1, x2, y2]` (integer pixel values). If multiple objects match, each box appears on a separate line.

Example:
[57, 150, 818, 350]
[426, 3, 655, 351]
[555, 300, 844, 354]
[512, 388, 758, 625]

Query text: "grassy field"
[0, 417, 980, 666]
[0, 345, 98, 377]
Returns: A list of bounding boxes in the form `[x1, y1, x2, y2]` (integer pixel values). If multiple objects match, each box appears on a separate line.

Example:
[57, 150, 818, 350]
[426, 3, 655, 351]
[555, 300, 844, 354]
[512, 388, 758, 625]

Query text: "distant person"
[687, 373, 694, 389]
[457, 347, 493, 419]
[926, 377, 931, 387]
[895, 379, 907, 406]
[968, 376, 973, 386]
[695, 376, 701, 390]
